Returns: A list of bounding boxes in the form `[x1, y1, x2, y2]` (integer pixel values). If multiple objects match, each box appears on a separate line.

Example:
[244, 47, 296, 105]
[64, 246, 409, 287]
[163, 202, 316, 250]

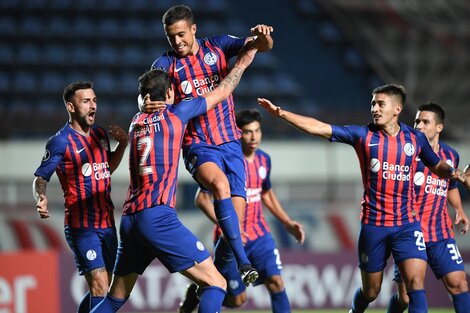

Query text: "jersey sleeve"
[330, 124, 364, 146]
[263, 153, 272, 191]
[210, 35, 246, 59]
[172, 97, 207, 123]
[151, 53, 172, 71]
[34, 133, 67, 181]
[417, 131, 440, 168]
[449, 148, 460, 190]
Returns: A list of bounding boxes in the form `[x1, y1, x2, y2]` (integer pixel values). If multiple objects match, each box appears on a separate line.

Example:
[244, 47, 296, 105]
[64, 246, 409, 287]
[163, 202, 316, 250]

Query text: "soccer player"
[89, 41, 258, 313]
[179, 109, 305, 313]
[387, 103, 470, 313]
[33, 81, 128, 313]
[257, 84, 467, 313]
[150, 4, 273, 284]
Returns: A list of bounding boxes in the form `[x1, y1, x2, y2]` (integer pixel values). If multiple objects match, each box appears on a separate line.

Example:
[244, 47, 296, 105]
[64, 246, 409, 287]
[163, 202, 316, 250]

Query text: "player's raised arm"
[203, 42, 258, 110]
[248, 24, 273, 52]
[257, 98, 333, 140]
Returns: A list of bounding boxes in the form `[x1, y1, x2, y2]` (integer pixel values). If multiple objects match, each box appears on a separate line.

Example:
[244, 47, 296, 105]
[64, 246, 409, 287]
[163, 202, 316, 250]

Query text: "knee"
[362, 285, 381, 301]
[88, 278, 110, 296]
[265, 275, 285, 293]
[205, 178, 230, 199]
[223, 293, 247, 308]
[447, 277, 469, 295]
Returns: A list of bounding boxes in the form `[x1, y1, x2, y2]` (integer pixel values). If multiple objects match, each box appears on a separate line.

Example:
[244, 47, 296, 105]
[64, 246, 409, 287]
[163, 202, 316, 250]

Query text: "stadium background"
[1, 0, 469, 312]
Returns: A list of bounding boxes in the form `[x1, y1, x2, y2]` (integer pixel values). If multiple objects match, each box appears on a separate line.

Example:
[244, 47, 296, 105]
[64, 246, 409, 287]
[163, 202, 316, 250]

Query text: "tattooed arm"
[203, 40, 258, 110]
[33, 176, 50, 219]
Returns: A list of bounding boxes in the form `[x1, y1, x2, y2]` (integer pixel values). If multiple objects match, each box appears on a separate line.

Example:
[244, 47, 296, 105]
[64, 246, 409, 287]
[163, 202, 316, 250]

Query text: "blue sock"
[213, 237, 235, 274]
[89, 294, 127, 313]
[90, 296, 104, 310]
[452, 292, 470, 313]
[387, 292, 406, 313]
[351, 288, 371, 313]
[407, 289, 427, 313]
[214, 198, 250, 266]
[198, 286, 226, 313]
[77, 291, 90, 313]
[270, 289, 291, 313]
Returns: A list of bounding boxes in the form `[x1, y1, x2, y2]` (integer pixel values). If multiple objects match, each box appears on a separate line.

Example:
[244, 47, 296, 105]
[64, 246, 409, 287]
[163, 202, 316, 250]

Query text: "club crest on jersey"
[196, 241, 205, 251]
[100, 139, 109, 151]
[258, 165, 267, 179]
[403, 143, 415, 156]
[42, 149, 50, 161]
[204, 52, 217, 65]
[86, 249, 97, 261]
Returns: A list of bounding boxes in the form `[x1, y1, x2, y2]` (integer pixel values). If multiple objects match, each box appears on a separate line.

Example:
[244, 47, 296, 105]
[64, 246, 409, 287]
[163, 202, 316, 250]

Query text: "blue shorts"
[393, 238, 465, 282]
[183, 141, 246, 199]
[114, 205, 211, 276]
[218, 233, 282, 296]
[64, 226, 117, 275]
[358, 222, 427, 273]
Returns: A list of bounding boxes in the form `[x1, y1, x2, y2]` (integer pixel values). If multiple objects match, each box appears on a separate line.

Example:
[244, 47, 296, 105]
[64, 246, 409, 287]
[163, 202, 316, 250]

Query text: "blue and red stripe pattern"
[123, 98, 207, 214]
[151, 35, 246, 147]
[331, 122, 440, 227]
[214, 149, 272, 242]
[34, 124, 115, 229]
[414, 142, 459, 242]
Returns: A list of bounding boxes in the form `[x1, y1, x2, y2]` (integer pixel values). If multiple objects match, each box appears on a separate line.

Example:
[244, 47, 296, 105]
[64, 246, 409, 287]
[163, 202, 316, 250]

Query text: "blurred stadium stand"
[0, 0, 381, 140]
[1, 0, 469, 252]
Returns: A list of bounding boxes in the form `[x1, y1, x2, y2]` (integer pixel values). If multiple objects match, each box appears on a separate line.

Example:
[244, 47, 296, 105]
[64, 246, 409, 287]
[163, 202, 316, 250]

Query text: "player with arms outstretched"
[258, 84, 467, 313]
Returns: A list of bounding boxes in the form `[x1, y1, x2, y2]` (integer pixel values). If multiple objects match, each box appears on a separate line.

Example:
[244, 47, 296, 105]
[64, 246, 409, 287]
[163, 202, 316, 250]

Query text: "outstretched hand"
[257, 98, 282, 116]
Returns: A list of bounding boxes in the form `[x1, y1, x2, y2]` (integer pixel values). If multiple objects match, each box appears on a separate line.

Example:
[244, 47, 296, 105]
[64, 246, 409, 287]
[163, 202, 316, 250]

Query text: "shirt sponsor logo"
[258, 165, 267, 179]
[81, 162, 111, 180]
[370, 158, 410, 181]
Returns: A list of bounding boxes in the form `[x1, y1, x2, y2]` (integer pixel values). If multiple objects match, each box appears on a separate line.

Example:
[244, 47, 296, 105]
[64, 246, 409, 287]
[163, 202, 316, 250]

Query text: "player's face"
[164, 20, 197, 57]
[240, 121, 262, 154]
[69, 88, 97, 127]
[414, 110, 442, 142]
[370, 93, 401, 127]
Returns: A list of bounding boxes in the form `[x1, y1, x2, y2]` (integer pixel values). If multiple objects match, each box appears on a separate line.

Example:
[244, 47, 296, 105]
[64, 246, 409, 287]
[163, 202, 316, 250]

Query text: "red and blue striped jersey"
[331, 122, 440, 227]
[151, 35, 246, 148]
[243, 149, 272, 242]
[414, 142, 459, 242]
[34, 124, 115, 229]
[214, 149, 272, 242]
[123, 97, 207, 214]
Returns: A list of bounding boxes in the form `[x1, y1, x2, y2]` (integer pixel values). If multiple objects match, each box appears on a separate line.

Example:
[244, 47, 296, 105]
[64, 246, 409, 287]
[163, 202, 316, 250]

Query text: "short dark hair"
[138, 69, 171, 102]
[236, 109, 262, 128]
[372, 84, 407, 106]
[63, 81, 93, 104]
[162, 5, 194, 26]
[418, 102, 445, 124]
